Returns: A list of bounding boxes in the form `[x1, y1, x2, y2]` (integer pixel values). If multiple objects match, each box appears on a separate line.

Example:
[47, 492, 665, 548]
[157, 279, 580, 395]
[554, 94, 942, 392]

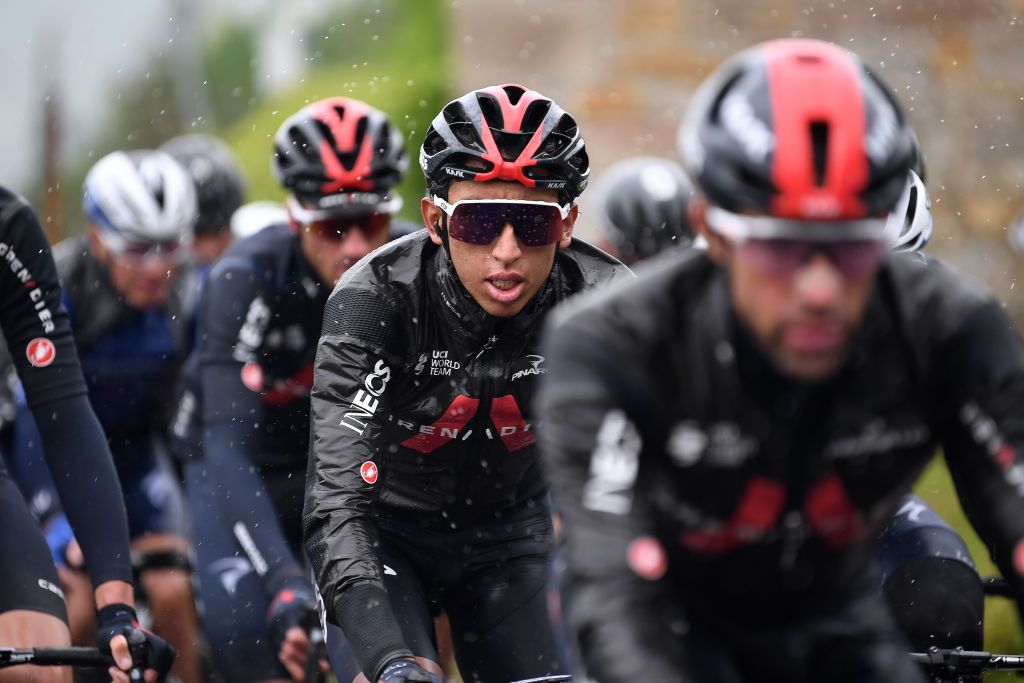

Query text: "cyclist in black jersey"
[176, 96, 416, 683]
[537, 39, 1024, 682]
[303, 84, 631, 683]
[0, 186, 174, 683]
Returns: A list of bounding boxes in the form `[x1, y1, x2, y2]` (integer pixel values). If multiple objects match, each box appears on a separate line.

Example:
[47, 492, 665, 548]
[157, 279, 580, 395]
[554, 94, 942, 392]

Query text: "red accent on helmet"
[308, 98, 376, 194]
[470, 85, 547, 187]
[764, 40, 869, 219]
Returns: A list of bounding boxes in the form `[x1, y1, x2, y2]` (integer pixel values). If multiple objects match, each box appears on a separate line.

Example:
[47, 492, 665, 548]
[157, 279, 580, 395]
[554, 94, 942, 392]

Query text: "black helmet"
[160, 134, 245, 236]
[680, 39, 919, 222]
[420, 84, 589, 205]
[272, 97, 407, 209]
[593, 157, 694, 263]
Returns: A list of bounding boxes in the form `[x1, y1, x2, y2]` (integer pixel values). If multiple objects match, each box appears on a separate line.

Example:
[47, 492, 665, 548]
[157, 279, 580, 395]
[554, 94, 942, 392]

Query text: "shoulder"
[320, 232, 433, 355]
[207, 223, 292, 282]
[334, 230, 434, 295]
[555, 238, 633, 292]
[881, 255, 999, 338]
[548, 247, 715, 344]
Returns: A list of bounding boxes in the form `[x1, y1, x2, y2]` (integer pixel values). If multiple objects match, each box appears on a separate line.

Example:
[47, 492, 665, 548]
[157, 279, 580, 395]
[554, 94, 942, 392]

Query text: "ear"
[421, 196, 444, 246]
[558, 204, 579, 249]
[691, 198, 731, 265]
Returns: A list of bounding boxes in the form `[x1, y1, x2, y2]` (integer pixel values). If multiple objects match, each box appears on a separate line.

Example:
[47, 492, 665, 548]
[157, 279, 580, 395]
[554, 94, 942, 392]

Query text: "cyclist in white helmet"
[8, 150, 204, 683]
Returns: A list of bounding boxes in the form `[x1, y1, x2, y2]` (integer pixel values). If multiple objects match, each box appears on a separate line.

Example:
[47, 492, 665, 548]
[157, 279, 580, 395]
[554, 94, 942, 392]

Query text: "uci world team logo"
[26, 338, 55, 367]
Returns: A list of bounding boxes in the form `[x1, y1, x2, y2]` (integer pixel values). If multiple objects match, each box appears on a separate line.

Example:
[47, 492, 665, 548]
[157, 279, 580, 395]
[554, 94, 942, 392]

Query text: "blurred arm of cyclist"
[197, 257, 316, 673]
[304, 284, 418, 682]
[0, 189, 172, 680]
[919, 265, 1024, 619]
[536, 306, 689, 681]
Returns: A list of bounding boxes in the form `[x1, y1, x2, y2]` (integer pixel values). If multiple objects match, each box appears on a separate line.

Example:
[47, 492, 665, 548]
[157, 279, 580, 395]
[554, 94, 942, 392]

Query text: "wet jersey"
[536, 250, 1024, 681]
[304, 232, 630, 676]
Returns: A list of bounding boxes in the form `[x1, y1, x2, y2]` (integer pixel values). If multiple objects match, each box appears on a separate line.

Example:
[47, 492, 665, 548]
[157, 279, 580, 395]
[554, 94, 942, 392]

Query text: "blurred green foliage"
[915, 458, 1024, 681]
[219, 0, 449, 223]
[202, 21, 258, 128]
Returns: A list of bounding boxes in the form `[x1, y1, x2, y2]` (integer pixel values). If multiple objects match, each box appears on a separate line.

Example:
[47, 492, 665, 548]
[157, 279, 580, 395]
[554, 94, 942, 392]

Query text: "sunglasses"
[286, 196, 392, 242]
[432, 197, 571, 247]
[99, 232, 183, 267]
[738, 239, 884, 279]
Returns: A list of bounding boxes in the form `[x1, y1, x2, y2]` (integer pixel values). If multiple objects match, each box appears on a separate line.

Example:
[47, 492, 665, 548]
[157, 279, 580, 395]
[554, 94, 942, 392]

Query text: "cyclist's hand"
[96, 603, 176, 683]
[377, 658, 444, 683]
[266, 580, 324, 681]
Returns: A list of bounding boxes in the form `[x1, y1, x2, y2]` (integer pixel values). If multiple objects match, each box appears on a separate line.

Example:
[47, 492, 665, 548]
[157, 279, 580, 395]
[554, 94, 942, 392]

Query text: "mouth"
[784, 321, 845, 354]
[484, 272, 526, 304]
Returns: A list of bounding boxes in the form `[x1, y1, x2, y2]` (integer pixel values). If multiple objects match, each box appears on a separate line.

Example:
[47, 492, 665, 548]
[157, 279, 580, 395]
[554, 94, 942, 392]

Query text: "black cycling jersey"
[303, 231, 630, 679]
[537, 250, 1024, 681]
[0, 186, 131, 587]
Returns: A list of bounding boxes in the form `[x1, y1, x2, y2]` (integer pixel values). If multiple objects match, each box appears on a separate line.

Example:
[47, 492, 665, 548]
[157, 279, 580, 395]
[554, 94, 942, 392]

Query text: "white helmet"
[83, 150, 197, 246]
[883, 170, 932, 254]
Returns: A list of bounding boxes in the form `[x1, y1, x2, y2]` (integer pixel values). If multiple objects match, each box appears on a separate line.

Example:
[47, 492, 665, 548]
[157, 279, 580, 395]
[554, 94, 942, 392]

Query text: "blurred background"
[5, 0, 1024, 667]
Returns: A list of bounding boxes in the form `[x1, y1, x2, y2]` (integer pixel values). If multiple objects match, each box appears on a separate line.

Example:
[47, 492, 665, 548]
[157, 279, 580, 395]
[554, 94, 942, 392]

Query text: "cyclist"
[178, 96, 414, 683]
[537, 38, 1024, 682]
[0, 186, 174, 683]
[160, 133, 246, 268]
[10, 149, 203, 683]
[303, 83, 631, 683]
[591, 156, 695, 265]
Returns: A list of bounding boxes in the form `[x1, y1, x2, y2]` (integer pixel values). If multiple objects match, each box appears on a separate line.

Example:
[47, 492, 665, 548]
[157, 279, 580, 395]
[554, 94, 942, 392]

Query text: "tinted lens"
[739, 239, 882, 278]
[115, 239, 182, 265]
[306, 212, 391, 241]
[447, 203, 564, 247]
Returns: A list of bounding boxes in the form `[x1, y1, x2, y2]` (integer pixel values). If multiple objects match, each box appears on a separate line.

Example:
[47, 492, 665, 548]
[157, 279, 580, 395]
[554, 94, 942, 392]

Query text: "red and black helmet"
[679, 39, 919, 220]
[272, 97, 407, 205]
[419, 84, 589, 204]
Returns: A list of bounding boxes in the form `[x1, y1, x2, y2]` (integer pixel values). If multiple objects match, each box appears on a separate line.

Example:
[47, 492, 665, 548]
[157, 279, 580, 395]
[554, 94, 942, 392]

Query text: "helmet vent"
[810, 121, 829, 187]
[502, 84, 527, 105]
[478, 94, 505, 130]
[521, 100, 552, 133]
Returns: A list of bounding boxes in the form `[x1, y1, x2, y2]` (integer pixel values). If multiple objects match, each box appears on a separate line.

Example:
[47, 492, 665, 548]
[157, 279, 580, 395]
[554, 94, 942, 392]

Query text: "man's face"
[295, 202, 391, 285]
[696, 203, 881, 382]
[421, 180, 577, 318]
[89, 227, 179, 310]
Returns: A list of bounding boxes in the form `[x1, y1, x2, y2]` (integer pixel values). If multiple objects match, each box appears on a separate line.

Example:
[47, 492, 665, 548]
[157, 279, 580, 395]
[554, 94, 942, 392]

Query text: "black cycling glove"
[96, 603, 176, 681]
[377, 658, 444, 683]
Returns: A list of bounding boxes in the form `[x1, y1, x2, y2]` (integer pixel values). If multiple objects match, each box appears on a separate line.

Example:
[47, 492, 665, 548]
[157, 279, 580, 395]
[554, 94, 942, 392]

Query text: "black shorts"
[0, 468, 67, 621]
[324, 502, 566, 683]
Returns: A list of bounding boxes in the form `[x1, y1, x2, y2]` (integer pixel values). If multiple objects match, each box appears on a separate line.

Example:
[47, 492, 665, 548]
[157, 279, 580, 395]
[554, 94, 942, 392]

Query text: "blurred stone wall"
[448, 0, 1024, 315]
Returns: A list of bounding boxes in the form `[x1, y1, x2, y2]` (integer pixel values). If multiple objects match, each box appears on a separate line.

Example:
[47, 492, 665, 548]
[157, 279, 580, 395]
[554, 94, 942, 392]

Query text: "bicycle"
[0, 629, 149, 681]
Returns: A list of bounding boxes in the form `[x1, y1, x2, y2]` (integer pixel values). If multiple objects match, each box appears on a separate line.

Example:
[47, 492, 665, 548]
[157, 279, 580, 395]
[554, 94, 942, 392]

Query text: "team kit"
[0, 37, 1022, 683]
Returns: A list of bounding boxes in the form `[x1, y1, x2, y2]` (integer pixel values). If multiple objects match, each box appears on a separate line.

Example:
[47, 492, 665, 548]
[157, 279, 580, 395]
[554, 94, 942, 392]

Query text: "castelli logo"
[360, 461, 378, 485]
[627, 536, 667, 581]
[26, 338, 55, 368]
[241, 362, 264, 391]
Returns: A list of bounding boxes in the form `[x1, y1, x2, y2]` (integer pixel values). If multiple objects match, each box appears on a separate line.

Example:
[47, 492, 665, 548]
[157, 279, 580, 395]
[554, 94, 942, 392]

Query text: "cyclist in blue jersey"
[0, 186, 174, 683]
[9, 150, 203, 683]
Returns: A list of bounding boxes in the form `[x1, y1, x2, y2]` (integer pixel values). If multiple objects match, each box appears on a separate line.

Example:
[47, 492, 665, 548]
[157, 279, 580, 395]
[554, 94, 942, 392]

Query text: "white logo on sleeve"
[210, 557, 254, 595]
[583, 409, 642, 515]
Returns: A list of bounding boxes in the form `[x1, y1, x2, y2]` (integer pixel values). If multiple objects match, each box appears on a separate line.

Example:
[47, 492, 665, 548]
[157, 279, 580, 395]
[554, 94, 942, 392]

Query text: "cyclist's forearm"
[204, 420, 302, 592]
[34, 393, 133, 587]
[94, 580, 135, 610]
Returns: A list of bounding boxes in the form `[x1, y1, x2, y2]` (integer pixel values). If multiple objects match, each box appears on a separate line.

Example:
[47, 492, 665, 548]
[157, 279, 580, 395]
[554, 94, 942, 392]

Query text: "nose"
[340, 228, 372, 261]
[793, 253, 843, 310]
[490, 223, 522, 264]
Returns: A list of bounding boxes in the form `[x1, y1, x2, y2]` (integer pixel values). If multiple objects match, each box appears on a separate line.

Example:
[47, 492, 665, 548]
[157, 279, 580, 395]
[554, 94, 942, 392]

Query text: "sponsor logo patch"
[241, 362, 264, 391]
[26, 337, 55, 367]
[627, 536, 667, 581]
[360, 461, 379, 484]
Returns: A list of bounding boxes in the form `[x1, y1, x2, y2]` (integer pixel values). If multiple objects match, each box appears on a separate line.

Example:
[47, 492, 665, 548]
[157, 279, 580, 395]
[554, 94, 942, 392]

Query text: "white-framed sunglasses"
[432, 197, 572, 246]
